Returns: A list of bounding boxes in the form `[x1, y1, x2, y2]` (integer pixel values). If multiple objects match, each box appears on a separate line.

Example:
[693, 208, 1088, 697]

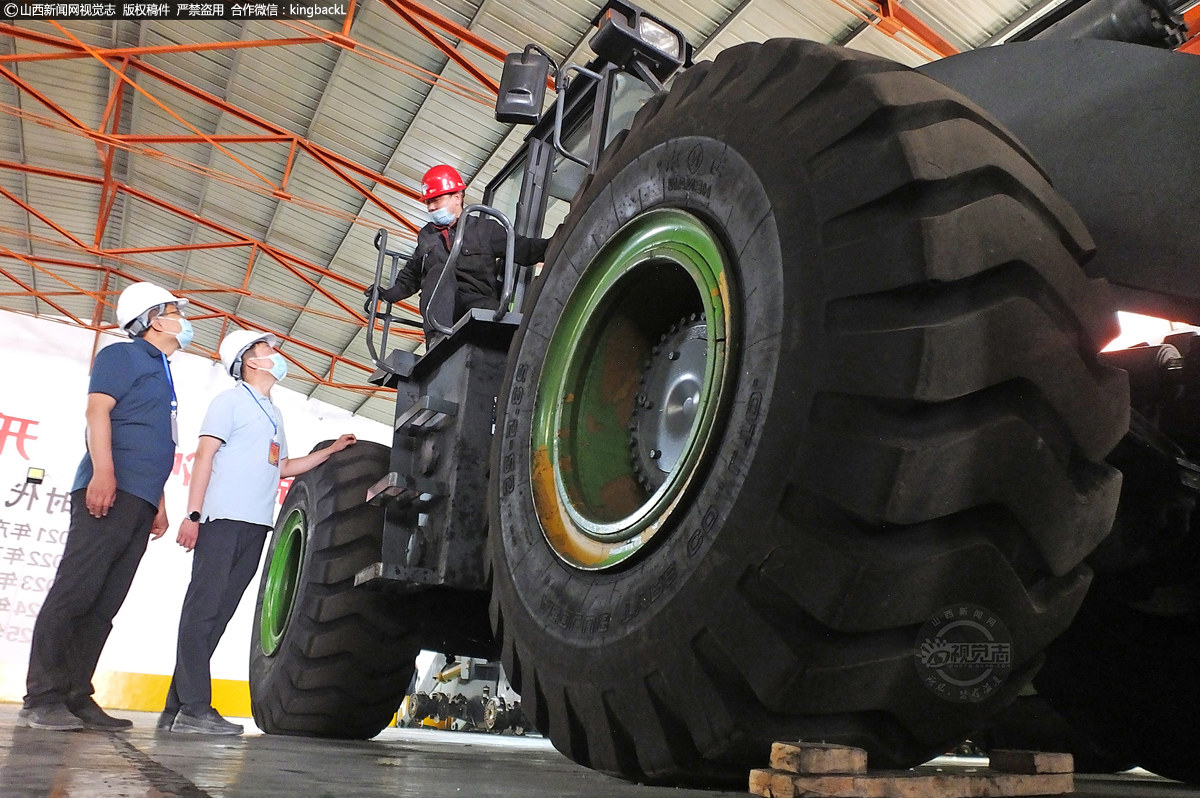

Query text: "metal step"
[366, 471, 445, 508]
[354, 561, 444, 590]
[395, 395, 457, 435]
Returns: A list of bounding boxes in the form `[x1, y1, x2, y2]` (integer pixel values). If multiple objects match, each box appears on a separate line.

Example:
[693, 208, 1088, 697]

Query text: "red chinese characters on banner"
[172, 452, 194, 487]
[0, 480, 70, 649]
[0, 414, 38, 460]
[277, 478, 293, 506]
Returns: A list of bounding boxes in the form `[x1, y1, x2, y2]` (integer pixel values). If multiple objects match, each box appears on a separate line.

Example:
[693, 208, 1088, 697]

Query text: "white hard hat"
[116, 282, 188, 337]
[219, 329, 278, 378]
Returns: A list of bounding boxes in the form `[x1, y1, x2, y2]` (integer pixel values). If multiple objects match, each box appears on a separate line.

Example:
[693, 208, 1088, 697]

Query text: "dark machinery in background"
[1014, 0, 1189, 45]
[920, 0, 1200, 780]
[248, 0, 1200, 785]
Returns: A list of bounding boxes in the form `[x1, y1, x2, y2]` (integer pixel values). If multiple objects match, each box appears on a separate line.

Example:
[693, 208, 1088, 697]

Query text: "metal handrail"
[553, 64, 603, 169]
[365, 228, 408, 373]
[427, 205, 516, 336]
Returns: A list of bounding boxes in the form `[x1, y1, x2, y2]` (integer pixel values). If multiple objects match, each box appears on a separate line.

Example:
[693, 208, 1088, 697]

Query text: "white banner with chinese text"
[0, 310, 391, 705]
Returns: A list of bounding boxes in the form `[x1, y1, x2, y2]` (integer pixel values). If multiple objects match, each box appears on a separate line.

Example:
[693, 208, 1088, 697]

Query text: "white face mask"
[156, 315, 193, 348]
[248, 353, 288, 382]
[429, 206, 456, 227]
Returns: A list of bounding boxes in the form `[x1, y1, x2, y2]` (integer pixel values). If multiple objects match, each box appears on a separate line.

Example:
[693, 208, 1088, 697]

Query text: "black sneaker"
[17, 704, 84, 731]
[67, 697, 133, 731]
[156, 710, 178, 731]
[171, 708, 243, 736]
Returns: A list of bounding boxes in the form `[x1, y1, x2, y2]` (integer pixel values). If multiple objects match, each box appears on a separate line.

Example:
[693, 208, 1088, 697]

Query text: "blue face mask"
[429, 206, 456, 227]
[250, 353, 288, 382]
[167, 317, 194, 349]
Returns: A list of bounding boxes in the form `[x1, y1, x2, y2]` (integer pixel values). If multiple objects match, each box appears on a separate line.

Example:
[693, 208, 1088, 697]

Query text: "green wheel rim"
[531, 208, 734, 570]
[260, 508, 305, 656]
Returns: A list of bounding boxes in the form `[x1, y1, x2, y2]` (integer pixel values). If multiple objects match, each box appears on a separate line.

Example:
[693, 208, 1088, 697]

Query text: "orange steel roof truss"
[0, 1, 1196, 404]
[0, 0, 504, 399]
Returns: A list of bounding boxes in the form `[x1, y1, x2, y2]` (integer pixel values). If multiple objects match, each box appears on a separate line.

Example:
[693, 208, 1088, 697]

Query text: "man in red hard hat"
[370, 164, 550, 342]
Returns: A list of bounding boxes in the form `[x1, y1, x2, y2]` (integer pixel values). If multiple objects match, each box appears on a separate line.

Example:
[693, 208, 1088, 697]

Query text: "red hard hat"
[421, 165, 466, 202]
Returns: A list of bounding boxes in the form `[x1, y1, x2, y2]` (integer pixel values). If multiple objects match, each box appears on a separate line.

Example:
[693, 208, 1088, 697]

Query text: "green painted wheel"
[260, 508, 305, 656]
[531, 208, 734, 569]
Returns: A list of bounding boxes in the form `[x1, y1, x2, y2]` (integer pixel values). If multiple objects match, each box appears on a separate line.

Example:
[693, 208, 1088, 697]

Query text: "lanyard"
[160, 354, 177, 414]
[242, 383, 278, 441]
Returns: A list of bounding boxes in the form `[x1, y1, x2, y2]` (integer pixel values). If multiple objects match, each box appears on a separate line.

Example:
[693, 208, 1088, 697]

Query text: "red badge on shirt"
[269, 441, 280, 466]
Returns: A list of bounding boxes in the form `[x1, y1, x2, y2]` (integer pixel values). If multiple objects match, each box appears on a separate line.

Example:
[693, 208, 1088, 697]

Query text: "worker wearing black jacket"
[374, 165, 549, 342]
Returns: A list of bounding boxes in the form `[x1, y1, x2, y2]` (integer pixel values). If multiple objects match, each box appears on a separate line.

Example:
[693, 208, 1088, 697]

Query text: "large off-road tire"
[489, 40, 1129, 784]
[250, 441, 493, 738]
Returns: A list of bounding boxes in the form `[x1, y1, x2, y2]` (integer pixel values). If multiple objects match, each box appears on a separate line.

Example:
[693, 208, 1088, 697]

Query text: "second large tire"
[489, 40, 1130, 784]
[250, 441, 494, 738]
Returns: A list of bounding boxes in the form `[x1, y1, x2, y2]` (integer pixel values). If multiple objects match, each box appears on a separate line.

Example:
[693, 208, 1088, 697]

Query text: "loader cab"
[485, 0, 691, 244]
[357, 0, 695, 596]
[364, 0, 691, 391]
[485, 71, 657, 240]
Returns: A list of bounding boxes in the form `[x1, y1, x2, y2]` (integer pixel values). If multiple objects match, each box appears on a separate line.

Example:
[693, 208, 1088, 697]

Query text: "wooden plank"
[771, 742, 869, 775]
[748, 767, 1073, 798]
[989, 750, 1074, 775]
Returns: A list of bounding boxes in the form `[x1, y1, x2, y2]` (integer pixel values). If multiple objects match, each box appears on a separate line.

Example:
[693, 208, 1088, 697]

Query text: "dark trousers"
[165, 518, 268, 716]
[24, 489, 157, 709]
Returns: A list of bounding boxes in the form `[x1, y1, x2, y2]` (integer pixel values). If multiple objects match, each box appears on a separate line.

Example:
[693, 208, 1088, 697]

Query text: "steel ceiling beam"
[1183, 4, 1200, 52]
[0, 29, 326, 64]
[0, 251, 400, 392]
[379, 0, 500, 93]
[827, 0, 959, 59]
[0, 159, 376, 326]
[0, 243, 421, 336]
[0, 26, 426, 225]
[876, 0, 959, 57]
[0, 263, 81, 324]
[165, 21, 253, 309]
[385, 0, 509, 61]
[0, 6, 519, 413]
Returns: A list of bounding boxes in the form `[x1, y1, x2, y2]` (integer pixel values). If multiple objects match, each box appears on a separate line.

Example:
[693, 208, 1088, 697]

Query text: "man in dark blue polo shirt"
[19, 282, 193, 731]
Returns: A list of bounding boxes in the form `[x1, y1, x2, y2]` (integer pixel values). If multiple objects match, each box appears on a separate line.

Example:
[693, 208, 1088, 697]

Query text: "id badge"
[171, 412, 179, 446]
[269, 441, 280, 466]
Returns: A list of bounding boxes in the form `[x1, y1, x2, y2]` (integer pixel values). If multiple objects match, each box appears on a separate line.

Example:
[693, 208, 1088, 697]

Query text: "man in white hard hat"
[158, 330, 356, 735]
[20, 282, 192, 731]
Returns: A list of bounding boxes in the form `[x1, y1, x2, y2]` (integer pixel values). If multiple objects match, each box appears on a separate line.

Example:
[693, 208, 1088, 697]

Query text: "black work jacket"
[381, 215, 549, 340]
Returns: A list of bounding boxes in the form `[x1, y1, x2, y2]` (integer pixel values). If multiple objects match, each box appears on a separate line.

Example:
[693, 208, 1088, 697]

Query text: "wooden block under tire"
[770, 742, 869, 774]
[748, 767, 1073, 798]
[988, 750, 1074, 774]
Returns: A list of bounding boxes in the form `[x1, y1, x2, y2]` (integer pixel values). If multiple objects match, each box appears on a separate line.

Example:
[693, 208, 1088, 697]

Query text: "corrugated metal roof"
[1, 0, 1060, 423]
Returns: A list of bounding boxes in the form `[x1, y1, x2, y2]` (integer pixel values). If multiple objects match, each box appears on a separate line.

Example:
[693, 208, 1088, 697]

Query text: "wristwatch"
[188, 511, 202, 523]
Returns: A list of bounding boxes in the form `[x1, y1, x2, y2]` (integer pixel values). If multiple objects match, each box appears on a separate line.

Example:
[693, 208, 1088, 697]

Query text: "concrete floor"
[0, 703, 1195, 798]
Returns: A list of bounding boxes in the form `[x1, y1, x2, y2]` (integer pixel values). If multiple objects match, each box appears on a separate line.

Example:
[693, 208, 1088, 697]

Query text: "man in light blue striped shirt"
[159, 330, 356, 735]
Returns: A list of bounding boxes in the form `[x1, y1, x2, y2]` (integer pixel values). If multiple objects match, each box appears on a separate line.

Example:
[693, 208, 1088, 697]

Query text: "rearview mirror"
[495, 49, 550, 125]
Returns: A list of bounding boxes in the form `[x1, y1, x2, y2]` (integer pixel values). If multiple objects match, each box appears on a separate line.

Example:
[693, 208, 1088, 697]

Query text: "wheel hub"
[529, 208, 734, 570]
[631, 315, 707, 493]
[260, 508, 305, 657]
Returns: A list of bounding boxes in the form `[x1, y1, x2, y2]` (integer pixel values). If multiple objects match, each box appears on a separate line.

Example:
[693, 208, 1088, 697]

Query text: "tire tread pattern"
[491, 40, 1128, 784]
[251, 442, 494, 738]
